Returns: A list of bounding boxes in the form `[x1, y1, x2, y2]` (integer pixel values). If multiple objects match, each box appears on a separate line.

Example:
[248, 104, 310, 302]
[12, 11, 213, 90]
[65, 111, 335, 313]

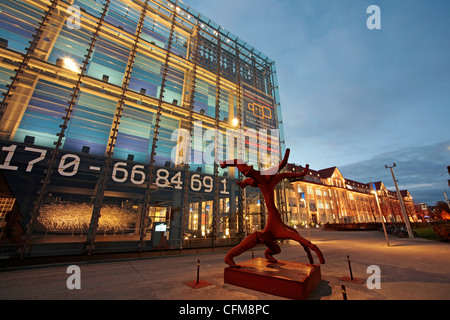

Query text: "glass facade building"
[0, 0, 285, 259]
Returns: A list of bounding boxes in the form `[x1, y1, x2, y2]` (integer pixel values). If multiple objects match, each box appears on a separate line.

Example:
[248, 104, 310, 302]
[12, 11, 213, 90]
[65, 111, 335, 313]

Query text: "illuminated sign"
[242, 85, 277, 131]
[248, 103, 271, 120]
[155, 223, 167, 232]
[241, 85, 280, 165]
[0, 142, 230, 195]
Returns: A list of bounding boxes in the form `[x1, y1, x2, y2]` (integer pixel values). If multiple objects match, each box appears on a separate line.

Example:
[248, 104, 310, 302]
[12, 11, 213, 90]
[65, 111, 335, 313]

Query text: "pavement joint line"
[1, 230, 449, 300]
[127, 261, 146, 281]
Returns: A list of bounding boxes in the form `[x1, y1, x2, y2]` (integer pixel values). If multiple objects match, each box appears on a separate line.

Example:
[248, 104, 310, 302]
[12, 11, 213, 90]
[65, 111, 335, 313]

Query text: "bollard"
[340, 255, 364, 284]
[341, 285, 347, 300]
[347, 255, 354, 280]
[184, 259, 211, 289]
[196, 259, 200, 285]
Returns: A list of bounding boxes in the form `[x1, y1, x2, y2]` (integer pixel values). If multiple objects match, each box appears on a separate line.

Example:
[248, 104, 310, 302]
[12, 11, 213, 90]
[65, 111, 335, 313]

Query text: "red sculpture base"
[224, 258, 321, 300]
[184, 279, 212, 289]
[339, 276, 365, 284]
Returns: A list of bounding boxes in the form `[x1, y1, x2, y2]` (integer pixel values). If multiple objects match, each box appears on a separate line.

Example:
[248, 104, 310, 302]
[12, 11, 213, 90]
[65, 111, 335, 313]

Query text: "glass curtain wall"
[0, 0, 284, 259]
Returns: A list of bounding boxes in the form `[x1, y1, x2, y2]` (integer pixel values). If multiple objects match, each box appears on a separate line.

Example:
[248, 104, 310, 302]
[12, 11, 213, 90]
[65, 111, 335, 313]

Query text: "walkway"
[0, 229, 449, 301]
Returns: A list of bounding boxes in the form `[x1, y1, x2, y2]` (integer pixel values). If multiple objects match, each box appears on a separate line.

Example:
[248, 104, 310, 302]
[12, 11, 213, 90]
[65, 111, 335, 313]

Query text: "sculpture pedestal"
[184, 279, 212, 289]
[339, 276, 365, 284]
[224, 258, 321, 300]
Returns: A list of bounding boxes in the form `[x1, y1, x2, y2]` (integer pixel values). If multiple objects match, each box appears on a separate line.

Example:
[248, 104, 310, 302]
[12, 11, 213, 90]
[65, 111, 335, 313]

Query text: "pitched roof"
[372, 181, 384, 190]
[286, 164, 412, 199]
[317, 167, 337, 179]
[345, 178, 371, 190]
[400, 190, 411, 198]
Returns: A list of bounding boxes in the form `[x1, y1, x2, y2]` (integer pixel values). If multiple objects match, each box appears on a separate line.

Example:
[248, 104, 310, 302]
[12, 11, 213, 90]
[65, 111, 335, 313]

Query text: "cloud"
[338, 141, 450, 204]
[398, 183, 438, 190]
[183, 0, 450, 205]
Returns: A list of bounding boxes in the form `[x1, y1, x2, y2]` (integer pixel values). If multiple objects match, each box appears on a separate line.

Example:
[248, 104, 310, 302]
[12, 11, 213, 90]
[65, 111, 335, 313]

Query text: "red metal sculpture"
[221, 148, 325, 268]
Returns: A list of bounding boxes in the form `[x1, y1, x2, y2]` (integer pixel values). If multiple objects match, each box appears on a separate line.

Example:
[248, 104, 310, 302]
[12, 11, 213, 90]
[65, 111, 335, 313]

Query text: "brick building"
[284, 164, 419, 227]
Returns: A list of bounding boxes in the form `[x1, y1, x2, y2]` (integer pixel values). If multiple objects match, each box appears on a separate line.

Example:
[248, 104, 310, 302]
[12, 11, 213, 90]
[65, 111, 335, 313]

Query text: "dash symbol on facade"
[89, 166, 101, 171]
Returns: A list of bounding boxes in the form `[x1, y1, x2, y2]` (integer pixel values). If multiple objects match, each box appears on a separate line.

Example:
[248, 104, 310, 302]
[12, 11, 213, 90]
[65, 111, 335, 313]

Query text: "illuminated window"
[14, 80, 72, 148]
[317, 201, 324, 209]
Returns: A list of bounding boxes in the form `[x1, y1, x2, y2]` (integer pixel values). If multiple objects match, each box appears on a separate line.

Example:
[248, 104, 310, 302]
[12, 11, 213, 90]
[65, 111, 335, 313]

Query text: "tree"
[435, 201, 450, 214]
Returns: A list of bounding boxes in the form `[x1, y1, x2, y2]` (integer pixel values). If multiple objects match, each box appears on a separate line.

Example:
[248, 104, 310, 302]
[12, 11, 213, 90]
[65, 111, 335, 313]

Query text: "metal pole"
[444, 192, 450, 212]
[385, 164, 414, 238]
[346, 255, 354, 280]
[341, 285, 347, 300]
[197, 259, 200, 285]
[372, 183, 389, 247]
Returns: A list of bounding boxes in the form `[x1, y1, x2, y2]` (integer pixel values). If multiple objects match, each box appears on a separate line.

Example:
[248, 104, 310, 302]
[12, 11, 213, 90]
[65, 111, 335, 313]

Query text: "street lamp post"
[385, 163, 414, 238]
[372, 184, 389, 247]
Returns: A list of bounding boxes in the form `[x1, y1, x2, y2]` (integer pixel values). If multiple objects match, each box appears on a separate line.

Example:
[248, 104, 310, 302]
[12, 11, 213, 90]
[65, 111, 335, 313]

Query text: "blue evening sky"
[183, 0, 450, 205]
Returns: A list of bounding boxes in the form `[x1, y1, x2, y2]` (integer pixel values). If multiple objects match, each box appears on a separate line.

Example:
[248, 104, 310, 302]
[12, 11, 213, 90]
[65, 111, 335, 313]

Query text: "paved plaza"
[0, 229, 449, 301]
